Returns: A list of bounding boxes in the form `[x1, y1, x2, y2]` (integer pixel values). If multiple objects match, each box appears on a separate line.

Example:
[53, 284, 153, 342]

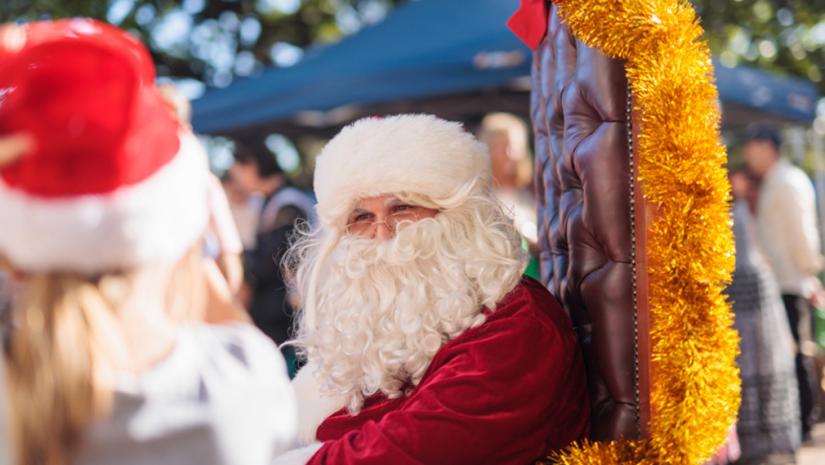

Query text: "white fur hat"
[313, 114, 491, 228]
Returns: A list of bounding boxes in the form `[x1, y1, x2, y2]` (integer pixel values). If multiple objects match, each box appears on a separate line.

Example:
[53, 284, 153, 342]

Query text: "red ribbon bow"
[507, 0, 553, 50]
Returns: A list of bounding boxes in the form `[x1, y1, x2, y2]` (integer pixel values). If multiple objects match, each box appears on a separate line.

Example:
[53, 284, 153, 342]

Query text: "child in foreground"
[0, 19, 296, 465]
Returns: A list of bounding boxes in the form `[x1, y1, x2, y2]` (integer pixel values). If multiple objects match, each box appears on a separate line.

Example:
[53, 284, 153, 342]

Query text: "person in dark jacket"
[230, 144, 314, 372]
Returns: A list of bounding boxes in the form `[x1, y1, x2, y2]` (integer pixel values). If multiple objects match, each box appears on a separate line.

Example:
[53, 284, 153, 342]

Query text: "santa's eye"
[352, 213, 373, 223]
[391, 204, 416, 214]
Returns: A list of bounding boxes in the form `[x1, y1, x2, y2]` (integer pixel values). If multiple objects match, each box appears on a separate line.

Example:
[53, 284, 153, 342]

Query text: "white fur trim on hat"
[291, 362, 348, 446]
[0, 132, 209, 274]
[313, 114, 491, 227]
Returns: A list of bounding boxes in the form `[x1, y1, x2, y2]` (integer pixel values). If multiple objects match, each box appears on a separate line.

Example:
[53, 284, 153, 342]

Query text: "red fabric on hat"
[307, 278, 590, 465]
[0, 19, 180, 198]
[0, 20, 156, 83]
[507, 0, 550, 50]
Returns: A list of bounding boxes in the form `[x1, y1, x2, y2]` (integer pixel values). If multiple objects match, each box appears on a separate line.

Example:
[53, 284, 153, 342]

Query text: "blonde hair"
[4, 250, 204, 465]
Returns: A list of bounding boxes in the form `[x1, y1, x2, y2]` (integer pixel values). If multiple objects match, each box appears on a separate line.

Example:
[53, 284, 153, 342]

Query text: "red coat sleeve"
[306, 312, 589, 465]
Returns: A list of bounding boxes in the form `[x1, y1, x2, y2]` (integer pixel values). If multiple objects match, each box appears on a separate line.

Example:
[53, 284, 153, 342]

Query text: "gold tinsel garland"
[547, 1, 740, 464]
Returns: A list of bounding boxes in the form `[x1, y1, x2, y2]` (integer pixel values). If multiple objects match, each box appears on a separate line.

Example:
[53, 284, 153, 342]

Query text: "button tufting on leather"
[531, 4, 639, 442]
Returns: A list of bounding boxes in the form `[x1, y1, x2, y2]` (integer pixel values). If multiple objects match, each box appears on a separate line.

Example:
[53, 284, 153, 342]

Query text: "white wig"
[283, 113, 528, 411]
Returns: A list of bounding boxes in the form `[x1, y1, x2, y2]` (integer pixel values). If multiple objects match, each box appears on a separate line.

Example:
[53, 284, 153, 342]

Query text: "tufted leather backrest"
[531, 4, 644, 441]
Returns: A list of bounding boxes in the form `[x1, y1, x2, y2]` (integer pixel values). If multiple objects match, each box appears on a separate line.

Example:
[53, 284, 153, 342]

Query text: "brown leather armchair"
[530, 4, 650, 442]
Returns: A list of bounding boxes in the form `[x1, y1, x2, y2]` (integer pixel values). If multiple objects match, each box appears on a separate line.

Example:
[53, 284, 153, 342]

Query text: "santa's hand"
[271, 443, 323, 465]
[0, 134, 32, 167]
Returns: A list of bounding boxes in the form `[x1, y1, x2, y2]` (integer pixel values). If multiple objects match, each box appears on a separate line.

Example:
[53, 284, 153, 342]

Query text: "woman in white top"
[0, 19, 296, 465]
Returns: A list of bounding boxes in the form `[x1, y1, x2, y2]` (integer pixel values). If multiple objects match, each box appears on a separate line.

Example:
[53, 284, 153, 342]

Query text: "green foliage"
[1, 0, 404, 88]
[693, 0, 825, 104]
[3, 0, 824, 105]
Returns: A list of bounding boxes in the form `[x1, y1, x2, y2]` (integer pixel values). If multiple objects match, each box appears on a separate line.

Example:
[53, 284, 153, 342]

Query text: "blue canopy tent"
[191, 0, 819, 137]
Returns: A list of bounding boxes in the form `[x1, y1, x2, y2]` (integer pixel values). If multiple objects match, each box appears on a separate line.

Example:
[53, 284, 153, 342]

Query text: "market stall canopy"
[191, 0, 819, 137]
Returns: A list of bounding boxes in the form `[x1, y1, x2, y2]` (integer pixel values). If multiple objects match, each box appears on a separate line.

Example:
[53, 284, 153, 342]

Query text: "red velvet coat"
[303, 278, 590, 464]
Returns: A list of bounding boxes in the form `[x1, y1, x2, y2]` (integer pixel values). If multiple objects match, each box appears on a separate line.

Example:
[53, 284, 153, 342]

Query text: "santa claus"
[275, 114, 589, 465]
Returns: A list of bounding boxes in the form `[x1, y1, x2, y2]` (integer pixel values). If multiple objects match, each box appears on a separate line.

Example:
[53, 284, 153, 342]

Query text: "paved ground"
[799, 423, 825, 465]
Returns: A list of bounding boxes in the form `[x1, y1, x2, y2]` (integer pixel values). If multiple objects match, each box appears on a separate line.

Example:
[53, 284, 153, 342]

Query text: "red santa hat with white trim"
[0, 19, 208, 274]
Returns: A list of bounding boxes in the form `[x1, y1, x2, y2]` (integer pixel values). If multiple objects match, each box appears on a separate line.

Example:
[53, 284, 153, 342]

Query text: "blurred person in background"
[221, 172, 264, 252]
[743, 123, 824, 442]
[0, 20, 295, 465]
[274, 115, 588, 465]
[220, 171, 264, 308]
[728, 170, 800, 464]
[159, 84, 245, 298]
[229, 144, 314, 373]
[203, 173, 246, 296]
[479, 112, 540, 279]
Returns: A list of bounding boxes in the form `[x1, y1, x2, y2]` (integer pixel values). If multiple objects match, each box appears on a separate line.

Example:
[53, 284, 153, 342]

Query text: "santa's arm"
[302, 317, 589, 465]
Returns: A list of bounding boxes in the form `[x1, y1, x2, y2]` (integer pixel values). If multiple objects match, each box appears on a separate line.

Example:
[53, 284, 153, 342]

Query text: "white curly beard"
[292, 202, 526, 413]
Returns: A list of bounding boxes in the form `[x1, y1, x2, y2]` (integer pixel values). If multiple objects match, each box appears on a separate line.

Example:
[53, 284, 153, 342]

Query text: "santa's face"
[290, 193, 527, 413]
[345, 194, 438, 240]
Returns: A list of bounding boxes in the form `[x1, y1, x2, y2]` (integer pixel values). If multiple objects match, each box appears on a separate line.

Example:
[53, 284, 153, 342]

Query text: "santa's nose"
[373, 221, 394, 240]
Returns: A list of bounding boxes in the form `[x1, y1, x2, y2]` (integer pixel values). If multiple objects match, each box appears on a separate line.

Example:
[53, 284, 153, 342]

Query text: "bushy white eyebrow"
[349, 197, 403, 218]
